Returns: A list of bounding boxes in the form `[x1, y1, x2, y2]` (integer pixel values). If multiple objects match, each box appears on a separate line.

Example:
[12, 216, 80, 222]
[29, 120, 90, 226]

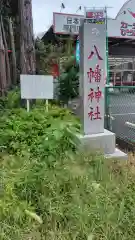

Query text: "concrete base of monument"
[78, 129, 127, 160]
[105, 148, 127, 159]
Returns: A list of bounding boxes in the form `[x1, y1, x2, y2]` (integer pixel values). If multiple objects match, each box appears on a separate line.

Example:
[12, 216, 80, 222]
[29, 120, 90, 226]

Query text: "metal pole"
[27, 99, 30, 112]
[105, 6, 111, 130]
[46, 99, 49, 112]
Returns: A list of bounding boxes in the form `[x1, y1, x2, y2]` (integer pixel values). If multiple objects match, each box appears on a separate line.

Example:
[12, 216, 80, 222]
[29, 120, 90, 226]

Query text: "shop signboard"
[53, 12, 83, 35]
[53, 12, 135, 39]
[85, 8, 106, 24]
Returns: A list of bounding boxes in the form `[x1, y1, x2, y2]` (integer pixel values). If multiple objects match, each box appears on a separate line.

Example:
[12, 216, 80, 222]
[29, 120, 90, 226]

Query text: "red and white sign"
[85, 8, 106, 20]
[114, 0, 135, 38]
[107, 19, 135, 38]
[86, 11, 104, 19]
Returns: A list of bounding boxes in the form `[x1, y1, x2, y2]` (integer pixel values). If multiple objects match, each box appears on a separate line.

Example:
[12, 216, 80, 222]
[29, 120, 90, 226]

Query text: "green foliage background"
[35, 38, 79, 104]
[59, 57, 79, 104]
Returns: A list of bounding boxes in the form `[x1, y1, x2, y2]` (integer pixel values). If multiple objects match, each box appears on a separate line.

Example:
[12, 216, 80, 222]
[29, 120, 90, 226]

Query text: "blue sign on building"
[75, 36, 80, 64]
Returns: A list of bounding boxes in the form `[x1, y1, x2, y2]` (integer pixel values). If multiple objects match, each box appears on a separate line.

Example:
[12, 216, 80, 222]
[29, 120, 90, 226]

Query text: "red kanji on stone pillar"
[88, 107, 94, 120]
[94, 65, 101, 82]
[94, 106, 101, 120]
[87, 65, 101, 83]
[88, 106, 101, 120]
[88, 88, 94, 102]
[95, 86, 102, 102]
[87, 68, 94, 82]
[88, 45, 103, 60]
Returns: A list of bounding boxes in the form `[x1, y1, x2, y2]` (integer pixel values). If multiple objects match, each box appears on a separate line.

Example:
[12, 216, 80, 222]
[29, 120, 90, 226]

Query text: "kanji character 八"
[88, 45, 103, 60]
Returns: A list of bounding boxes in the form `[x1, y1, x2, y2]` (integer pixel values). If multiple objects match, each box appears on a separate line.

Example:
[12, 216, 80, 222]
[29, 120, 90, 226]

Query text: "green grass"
[1, 149, 135, 239]
[0, 98, 135, 239]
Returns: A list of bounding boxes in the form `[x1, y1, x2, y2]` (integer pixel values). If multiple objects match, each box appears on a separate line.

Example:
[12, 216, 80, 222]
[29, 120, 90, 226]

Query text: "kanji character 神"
[88, 45, 103, 60]
[88, 106, 101, 120]
[88, 87, 102, 103]
[88, 88, 94, 102]
[95, 86, 102, 102]
[87, 65, 101, 83]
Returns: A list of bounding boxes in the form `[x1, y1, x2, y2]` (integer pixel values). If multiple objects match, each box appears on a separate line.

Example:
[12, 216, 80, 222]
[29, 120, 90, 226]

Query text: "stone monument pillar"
[79, 22, 106, 135]
[79, 19, 127, 159]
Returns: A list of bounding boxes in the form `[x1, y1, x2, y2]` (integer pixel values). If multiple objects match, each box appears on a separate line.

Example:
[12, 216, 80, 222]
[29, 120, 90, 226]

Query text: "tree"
[0, 19, 7, 95]
[18, 0, 36, 74]
[35, 37, 50, 74]
[59, 57, 79, 104]
[0, 0, 36, 96]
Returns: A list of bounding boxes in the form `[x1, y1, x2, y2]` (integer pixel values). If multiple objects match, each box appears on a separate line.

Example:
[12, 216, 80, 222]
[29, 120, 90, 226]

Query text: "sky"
[32, 0, 127, 36]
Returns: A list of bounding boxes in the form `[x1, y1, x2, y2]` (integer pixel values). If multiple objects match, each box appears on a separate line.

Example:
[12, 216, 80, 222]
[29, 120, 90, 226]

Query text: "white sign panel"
[53, 12, 83, 34]
[108, 19, 135, 38]
[53, 12, 135, 39]
[20, 75, 53, 99]
[80, 23, 106, 135]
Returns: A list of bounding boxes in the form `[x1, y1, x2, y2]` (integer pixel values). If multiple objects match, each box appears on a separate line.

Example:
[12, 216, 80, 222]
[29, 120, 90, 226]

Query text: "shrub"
[0, 105, 81, 158]
[0, 88, 21, 111]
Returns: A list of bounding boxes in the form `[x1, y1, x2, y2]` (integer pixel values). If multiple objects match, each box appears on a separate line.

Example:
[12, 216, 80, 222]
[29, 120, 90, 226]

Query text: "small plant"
[0, 87, 21, 111]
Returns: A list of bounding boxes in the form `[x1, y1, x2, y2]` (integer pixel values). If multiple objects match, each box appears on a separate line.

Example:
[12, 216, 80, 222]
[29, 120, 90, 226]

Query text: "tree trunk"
[18, 0, 36, 75]
[8, 17, 17, 85]
[0, 21, 7, 96]
[1, 16, 11, 88]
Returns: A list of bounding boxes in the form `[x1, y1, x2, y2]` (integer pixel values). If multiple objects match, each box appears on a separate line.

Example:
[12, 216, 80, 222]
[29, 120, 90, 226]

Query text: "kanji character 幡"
[87, 65, 101, 83]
